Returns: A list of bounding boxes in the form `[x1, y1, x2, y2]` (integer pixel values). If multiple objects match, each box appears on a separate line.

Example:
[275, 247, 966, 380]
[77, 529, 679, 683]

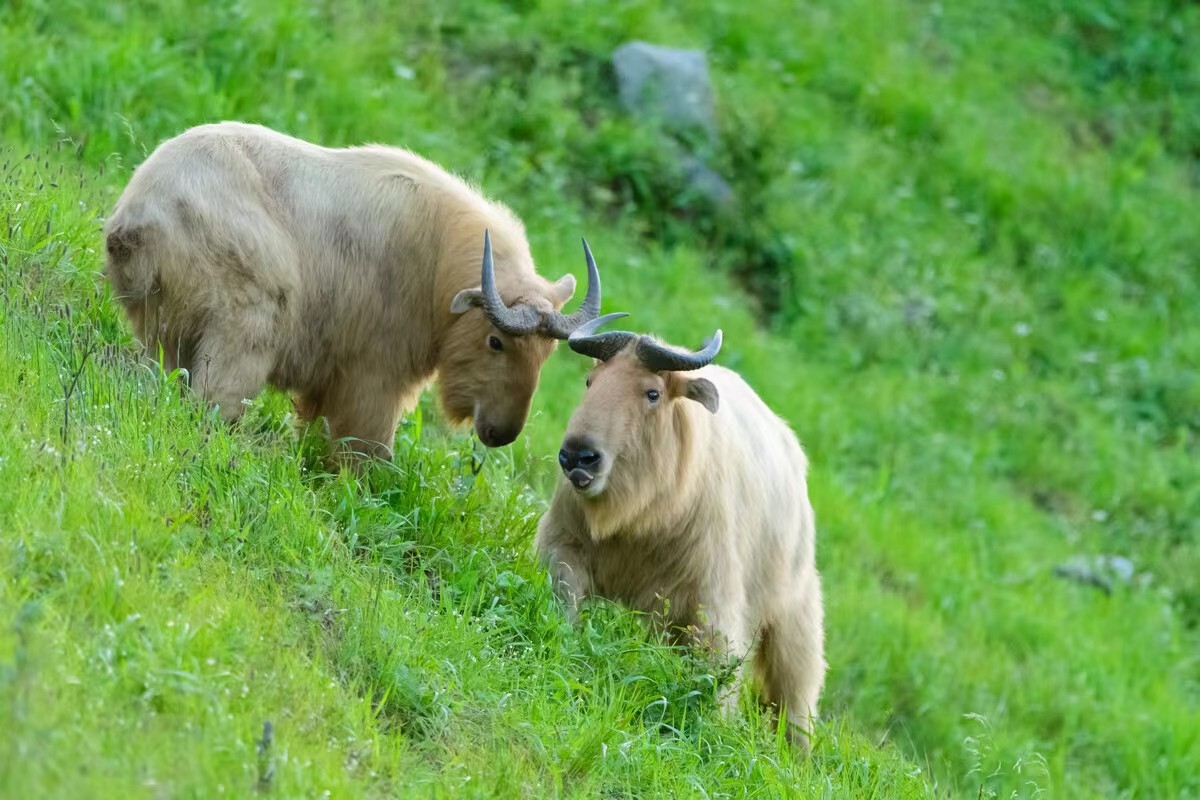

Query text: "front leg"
[319, 371, 406, 471]
[534, 497, 592, 624]
[545, 550, 590, 624]
[693, 593, 753, 719]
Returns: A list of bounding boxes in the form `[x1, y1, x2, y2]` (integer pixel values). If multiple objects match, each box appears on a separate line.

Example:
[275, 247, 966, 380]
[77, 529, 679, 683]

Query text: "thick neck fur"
[343, 140, 554, 368]
[427, 191, 545, 333]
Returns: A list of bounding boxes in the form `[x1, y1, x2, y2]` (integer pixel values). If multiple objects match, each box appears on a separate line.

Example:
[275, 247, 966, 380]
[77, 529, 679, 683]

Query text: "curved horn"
[542, 237, 603, 339]
[567, 312, 636, 361]
[634, 329, 723, 372]
[478, 229, 542, 335]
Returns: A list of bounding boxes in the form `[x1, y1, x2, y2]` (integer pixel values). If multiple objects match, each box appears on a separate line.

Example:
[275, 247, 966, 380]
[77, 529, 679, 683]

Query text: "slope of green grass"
[2, 1, 1198, 797]
[0, 158, 932, 798]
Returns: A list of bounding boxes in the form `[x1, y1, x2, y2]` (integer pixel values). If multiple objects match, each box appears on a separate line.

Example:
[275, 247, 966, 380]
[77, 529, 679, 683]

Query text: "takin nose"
[558, 439, 603, 474]
[477, 420, 520, 448]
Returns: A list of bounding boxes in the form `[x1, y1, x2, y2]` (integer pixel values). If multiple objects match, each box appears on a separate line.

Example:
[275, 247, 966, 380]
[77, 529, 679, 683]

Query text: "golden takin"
[536, 312, 826, 751]
[104, 121, 605, 463]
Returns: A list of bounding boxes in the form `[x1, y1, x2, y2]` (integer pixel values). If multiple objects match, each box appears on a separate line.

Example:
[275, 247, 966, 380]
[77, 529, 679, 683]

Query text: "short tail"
[104, 220, 158, 306]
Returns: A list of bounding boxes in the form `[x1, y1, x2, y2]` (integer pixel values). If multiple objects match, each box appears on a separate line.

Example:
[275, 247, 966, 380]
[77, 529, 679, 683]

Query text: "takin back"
[536, 313, 826, 751]
[104, 121, 606, 463]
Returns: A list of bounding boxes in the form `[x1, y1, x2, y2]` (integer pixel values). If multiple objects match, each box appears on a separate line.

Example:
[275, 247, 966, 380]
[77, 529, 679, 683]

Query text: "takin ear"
[549, 274, 577, 308]
[682, 377, 719, 414]
[450, 287, 484, 314]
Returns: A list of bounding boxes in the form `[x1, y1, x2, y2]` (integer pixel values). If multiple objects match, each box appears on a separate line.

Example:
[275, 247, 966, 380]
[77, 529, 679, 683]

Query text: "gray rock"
[902, 294, 937, 327]
[680, 153, 735, 208]
[612, 42, 716, 140]
[1053, 554, 1137, 595]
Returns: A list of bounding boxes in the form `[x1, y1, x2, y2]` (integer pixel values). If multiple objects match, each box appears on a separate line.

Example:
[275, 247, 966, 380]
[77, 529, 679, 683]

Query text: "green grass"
[2, 0, 1198, 796]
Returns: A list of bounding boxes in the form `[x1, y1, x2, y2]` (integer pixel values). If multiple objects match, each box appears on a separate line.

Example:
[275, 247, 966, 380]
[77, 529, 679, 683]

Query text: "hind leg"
[756, 570, 827, 753]
[189, 303, 279, 422]
[126, 294, 193, 376]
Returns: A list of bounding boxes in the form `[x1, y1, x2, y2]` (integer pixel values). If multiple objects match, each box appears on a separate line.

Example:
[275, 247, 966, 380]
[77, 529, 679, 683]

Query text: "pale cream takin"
[536, 313, 826, 751]
[104, 121, 606, 464]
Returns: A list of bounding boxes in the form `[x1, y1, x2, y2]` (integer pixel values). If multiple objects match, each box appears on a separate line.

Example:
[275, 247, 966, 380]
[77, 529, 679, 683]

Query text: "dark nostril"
[560, 439, 601, 473]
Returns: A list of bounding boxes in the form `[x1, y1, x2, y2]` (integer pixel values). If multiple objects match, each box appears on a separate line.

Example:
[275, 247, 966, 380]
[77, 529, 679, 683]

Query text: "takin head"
[439, 230, 604, 447]
[556, 312, 723, 499]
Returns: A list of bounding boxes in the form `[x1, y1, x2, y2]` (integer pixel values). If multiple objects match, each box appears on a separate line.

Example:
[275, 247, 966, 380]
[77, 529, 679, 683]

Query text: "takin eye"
[488, 335, 504, 352]
[646, 389, 661, 403]
[585, 377, 593, 388]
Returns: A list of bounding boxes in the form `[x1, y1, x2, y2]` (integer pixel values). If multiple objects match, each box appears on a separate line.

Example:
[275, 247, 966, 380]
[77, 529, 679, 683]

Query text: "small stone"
[1053, 553, 1137, 595]
[903, 295, 937, 326]
[612, 42, 717, 140]
[1101, 555, 1134, 583]
[679, 153, 735, 208]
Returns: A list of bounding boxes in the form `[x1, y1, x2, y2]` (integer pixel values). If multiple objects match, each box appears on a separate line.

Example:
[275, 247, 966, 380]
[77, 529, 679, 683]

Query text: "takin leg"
[755, 570, 827, 753]
[692, 595, 754, 720]
[291, 388, 323, 424]
[540, 545, 592, 624]
[290, 389, 332, 450]
[318, 370, 406, 469]
[188, 300, 280, 422]
[532, 499, 594, 624]
[125, 292, 194, 377]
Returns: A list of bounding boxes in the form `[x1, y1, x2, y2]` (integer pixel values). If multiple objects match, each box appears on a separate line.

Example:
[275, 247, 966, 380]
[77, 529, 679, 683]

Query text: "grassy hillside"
[2, 1, 1198, 797]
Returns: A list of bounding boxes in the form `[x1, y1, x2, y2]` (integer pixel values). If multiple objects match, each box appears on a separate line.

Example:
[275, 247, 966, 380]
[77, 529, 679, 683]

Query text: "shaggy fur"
[535, 345, 826, 750]
[104, 121, 577, 462]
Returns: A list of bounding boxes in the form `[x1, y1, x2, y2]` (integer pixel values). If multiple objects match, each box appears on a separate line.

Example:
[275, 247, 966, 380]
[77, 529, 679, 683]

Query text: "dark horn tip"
[568, 311, 630, 341]
[481, 228, 493, 266]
